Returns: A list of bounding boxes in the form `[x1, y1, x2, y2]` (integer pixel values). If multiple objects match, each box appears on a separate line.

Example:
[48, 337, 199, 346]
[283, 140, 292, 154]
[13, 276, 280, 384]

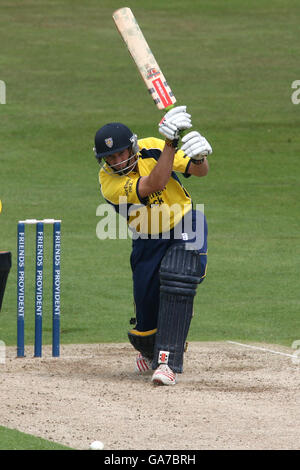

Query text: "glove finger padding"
[163, 105, 188, 119]
[181, 131, 212, 158]
[190, 146, 207, 158]
[158, 106, 192, 140]
[170, 114, 192, 130]
[159, 116, 192, 139]
[161, 121, 178, 132]
[181, 137, 202, 152]
[159, 124, 179, 140]
[181, 131, 202, 147]
[160, 112, 191, 129]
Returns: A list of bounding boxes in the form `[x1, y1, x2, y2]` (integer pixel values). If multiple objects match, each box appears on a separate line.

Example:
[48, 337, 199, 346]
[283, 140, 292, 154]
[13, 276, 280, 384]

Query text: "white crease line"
[7, 355, 96, 361]
[43, 356, 96, 360]
[227, 341, 295, 358]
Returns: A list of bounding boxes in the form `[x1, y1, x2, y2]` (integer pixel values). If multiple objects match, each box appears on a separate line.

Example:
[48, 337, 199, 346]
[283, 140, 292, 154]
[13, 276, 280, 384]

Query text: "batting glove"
[181, 131, 212, 159]
[158, 106, 192, 141]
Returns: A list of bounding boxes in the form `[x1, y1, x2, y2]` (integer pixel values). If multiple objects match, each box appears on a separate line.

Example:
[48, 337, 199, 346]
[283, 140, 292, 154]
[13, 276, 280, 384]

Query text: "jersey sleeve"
[99, 169, 148, 206]
[139, 136, 192, 177]
[173, 149, 192, 177]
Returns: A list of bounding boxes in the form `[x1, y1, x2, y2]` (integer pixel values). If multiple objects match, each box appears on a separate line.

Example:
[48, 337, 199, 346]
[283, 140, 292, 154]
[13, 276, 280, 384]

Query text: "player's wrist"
[191, 157, 205, 165]
[165, 138, 179, 150]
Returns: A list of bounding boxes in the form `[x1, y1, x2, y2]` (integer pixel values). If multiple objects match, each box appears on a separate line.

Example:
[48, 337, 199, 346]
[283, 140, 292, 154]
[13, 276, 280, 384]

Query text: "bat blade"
[112, 7, 176, 110]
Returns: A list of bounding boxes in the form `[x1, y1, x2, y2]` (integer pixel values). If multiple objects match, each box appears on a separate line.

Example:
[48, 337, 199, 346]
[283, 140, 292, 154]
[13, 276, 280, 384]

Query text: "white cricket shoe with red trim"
[151, 364, 177, 386]
[135, 353, 152, 374]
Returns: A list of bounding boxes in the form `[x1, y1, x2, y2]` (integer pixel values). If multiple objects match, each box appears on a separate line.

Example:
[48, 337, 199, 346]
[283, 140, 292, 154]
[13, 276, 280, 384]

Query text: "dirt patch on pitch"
[1, 342, 300, 450]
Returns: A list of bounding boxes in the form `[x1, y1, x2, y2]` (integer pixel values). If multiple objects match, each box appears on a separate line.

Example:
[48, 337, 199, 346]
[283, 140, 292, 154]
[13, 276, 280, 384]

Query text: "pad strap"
[128, 329, 157, 360]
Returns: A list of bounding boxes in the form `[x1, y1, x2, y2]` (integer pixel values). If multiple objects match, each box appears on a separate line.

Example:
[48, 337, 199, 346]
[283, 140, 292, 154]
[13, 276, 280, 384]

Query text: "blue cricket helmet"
[94, 122, 138, 162]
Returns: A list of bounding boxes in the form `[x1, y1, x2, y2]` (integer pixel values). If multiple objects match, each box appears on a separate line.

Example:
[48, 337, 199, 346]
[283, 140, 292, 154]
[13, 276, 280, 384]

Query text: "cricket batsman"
[94, 106, 212, 385]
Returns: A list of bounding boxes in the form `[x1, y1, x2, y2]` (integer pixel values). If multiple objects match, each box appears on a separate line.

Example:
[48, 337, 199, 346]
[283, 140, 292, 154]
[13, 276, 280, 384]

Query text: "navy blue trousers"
[130, 210, 208, 331]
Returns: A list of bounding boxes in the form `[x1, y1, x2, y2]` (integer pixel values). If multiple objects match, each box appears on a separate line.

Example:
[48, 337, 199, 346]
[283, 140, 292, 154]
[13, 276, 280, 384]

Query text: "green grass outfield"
[0, 425, 72, 450]
[0, 0, 299, 352]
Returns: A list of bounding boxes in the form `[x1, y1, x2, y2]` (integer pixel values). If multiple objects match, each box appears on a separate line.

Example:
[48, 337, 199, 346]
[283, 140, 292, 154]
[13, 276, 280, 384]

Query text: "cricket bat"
[112, 7, 177, 111]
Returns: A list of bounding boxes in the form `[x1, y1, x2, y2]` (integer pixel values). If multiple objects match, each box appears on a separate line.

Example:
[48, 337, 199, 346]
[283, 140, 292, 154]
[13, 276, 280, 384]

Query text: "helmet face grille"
[102, 151, 139, 176]
[94, 123, 137, 159]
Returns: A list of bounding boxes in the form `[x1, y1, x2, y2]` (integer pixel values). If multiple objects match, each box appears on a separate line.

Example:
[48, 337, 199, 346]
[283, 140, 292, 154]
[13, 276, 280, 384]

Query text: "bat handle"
[164, 104, 174, 112]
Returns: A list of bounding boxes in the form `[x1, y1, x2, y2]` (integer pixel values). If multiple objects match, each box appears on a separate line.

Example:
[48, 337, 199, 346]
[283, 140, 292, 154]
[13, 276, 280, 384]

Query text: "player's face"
[105, 148, 130, 170]
[105, 148, 137, 174]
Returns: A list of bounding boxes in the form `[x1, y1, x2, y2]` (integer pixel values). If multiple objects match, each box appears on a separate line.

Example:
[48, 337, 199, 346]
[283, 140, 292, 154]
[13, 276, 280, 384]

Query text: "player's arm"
[138, 106, 192, 198]
[138, 143, 176, 197]
[187, 157, 209, 177]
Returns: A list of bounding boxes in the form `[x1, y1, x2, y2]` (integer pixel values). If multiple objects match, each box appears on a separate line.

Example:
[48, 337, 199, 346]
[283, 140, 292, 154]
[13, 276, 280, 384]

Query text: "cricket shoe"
[135, 353, 152, 374]
[151, 364, 177, 386]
